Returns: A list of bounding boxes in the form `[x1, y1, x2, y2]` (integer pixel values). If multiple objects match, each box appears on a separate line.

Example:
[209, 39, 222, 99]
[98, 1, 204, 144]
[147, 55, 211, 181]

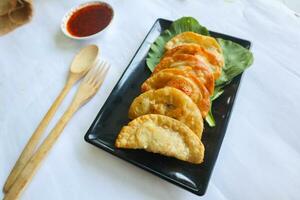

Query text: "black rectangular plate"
[84, 18, 251, 196]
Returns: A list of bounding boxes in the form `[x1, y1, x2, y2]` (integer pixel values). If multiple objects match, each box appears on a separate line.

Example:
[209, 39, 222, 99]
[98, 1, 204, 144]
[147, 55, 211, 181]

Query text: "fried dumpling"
[142, 68, 211, 117]
[115, 114, 205, 164]
[165, 32, 221, 51]
[153, 54, 204, 73]
[165, 32, 224, 76]
[152, 54, 214, 95]
[129, 87, 203, 138]
[181, 65, 215, 96]
[163, 44, 222, 79]
[141, 68, 202, 105]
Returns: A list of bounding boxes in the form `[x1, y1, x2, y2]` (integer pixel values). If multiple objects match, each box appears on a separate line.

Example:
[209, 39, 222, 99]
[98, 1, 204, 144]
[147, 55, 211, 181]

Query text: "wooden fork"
[4, 61, 110, 200]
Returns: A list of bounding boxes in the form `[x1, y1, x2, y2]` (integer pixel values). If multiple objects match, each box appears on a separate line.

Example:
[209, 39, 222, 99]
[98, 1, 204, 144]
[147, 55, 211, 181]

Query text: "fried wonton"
[129, 87, 203, 138]
[141, 69, 202, 105]
[153, 54, 204, 73]
[152, 54, 215, 95]
[165, 32, 224, 77]
[142, 67, 211, 117]
[163, 44, 222, 79]
[115, 114, 205, 164]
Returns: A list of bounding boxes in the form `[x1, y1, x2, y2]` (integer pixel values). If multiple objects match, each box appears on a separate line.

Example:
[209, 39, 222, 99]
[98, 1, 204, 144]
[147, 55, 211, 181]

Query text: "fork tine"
[92, 58, 101, 68]
[84, 60, 103, 83]
[96, 61, 109, 79]
[90, 61, 105, 84]
[93, 62, 110, 88]
[83, 64, 97, 82]
[100, 62, 110, 78]
[82, 59, 110, 89]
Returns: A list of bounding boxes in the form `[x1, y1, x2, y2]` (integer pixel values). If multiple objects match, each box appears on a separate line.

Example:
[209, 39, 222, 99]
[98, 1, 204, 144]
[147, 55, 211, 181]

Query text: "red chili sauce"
[67, 4, 113, 37]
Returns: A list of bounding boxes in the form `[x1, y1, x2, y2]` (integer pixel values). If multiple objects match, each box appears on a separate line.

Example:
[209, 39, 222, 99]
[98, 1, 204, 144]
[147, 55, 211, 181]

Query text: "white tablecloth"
[1, 0, 300, 199]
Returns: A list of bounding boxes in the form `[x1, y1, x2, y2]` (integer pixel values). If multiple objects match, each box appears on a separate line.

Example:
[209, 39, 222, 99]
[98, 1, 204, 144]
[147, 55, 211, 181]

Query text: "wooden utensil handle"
[4, 101, 80, 200]
[3, 78, 75, 193]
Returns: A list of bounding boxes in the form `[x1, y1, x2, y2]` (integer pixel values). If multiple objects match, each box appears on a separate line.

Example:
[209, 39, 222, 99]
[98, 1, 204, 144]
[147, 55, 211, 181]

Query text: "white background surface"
[1, 0, 300, 199]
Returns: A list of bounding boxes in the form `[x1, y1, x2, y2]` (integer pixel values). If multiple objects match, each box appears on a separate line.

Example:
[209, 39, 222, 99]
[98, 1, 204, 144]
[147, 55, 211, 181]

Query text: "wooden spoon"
[3, 45, 99, 193]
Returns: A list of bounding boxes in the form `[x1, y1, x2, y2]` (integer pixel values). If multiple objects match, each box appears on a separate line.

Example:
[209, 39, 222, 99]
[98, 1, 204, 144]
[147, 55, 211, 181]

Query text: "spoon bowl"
[70, 45, 99, 74]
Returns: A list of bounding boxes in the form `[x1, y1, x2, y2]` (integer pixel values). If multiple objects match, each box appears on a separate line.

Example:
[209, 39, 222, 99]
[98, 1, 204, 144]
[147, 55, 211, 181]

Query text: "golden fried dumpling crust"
[115, 114, 205, 164]
[141, 69, 202, 105]
[182, 65, 214, 96]
[165, 32, 224, 76]
[152, 54, 215, 96]
[165, 32, 221, 51]
[129, 87, 203, 138]
[142, 67, 211, 117]
[157, 68, 211, 117]
[163, 44, 222, 79]
[153, 54, 204, 74]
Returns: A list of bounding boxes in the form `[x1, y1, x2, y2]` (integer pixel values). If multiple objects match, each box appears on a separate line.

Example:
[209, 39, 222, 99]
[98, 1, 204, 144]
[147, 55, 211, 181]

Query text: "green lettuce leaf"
[146, 17, 209, 71]
[216, 38, 254, 86]
[205, 87, 224, 127]
[204, 40, 253, 126]
[205, 110, 216, 127]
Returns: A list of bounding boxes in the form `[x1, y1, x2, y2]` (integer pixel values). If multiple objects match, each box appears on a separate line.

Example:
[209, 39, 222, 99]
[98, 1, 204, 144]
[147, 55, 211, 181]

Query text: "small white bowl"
[61, 1, 114, 40]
